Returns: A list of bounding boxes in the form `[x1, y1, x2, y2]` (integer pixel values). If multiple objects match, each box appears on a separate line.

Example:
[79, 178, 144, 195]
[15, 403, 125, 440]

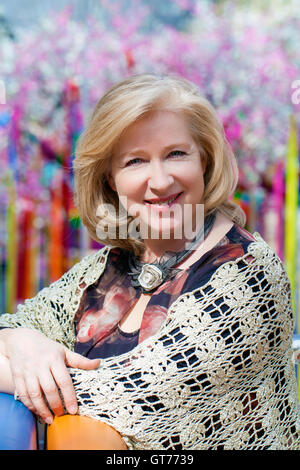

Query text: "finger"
[39, 370, 65, 417]
[25, 375, 54, 424]
[12, 372, 36, 414]
[65, 349, 101, 370]
[50, 363, 78, 415]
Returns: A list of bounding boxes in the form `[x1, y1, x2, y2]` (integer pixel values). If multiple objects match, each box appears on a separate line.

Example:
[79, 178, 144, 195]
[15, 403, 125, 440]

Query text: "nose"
[148, 160, 174, 192]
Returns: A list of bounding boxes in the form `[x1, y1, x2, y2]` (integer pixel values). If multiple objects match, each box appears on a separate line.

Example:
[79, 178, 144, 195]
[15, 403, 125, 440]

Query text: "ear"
[106, 173, 117, 192]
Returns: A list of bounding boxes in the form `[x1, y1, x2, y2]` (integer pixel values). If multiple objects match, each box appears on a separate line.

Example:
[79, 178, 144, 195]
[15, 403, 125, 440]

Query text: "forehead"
[114, 110, 194, 153]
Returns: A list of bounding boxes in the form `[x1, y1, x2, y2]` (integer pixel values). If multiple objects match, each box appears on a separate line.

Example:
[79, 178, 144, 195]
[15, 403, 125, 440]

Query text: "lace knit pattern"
[1, 233, 299, 450]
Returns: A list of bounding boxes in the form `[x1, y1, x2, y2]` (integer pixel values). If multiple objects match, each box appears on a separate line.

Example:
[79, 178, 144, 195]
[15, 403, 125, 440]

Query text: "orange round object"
[46, 415, 128, 450]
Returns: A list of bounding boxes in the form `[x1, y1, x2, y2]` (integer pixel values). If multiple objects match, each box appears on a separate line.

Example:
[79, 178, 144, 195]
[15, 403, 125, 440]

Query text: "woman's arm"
[0, 353, 14, 394]
[0, 329, 14, 393]
[0, 327, 100, 424]
[0, 248, 108, 422]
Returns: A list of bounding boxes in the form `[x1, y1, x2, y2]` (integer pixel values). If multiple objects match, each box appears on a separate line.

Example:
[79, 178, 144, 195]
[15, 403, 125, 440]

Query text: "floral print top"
[74, 224, 256, 359]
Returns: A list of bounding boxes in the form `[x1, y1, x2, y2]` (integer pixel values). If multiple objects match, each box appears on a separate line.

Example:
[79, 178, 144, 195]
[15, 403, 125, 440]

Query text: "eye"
[124, 151, 186, 167]
[124, 157, 144, 167]
[168, 150, 186, 158]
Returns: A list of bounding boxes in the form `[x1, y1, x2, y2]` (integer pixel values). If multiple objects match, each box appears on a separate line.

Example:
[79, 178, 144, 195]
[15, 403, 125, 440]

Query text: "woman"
[0, 73, 299, 450]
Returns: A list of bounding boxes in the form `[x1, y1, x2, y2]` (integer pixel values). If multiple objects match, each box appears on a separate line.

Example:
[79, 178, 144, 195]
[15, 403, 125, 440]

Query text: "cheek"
[183, 167, 205, 202]
[114, 172, 145, 200]
[113, 175, 146, 219]
[180, 163, 204, 186]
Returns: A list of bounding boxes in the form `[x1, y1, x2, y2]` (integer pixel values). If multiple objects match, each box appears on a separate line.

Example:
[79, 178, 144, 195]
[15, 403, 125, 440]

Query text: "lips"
[144, 192, 183, 205]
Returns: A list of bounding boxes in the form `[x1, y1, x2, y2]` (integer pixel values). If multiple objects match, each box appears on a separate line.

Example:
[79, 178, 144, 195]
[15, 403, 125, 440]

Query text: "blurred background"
[0, 0, 299, 349]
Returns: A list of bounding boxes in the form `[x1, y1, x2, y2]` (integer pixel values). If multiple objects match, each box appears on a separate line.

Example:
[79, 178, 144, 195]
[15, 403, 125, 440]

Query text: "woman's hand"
[1, 328, 100, 424]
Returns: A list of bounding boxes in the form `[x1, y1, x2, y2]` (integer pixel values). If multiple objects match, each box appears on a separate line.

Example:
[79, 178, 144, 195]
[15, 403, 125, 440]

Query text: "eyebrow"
[119, 143, 192, 159]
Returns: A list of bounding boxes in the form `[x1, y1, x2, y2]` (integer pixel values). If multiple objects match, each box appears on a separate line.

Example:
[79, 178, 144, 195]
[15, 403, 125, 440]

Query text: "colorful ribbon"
[284, 116, 299, 318]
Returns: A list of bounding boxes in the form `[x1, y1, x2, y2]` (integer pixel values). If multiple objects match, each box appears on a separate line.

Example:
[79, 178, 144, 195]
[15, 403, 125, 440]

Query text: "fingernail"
[68, 405, 77, 414]
[45, 417, 53, 425]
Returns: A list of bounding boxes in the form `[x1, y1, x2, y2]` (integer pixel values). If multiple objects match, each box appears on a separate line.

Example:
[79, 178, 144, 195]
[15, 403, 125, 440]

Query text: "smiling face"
[108, 109, 207, 257]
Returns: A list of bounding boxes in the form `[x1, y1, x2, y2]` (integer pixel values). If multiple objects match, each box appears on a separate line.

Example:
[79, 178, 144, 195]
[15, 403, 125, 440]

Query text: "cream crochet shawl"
[0, 232, 299, 450]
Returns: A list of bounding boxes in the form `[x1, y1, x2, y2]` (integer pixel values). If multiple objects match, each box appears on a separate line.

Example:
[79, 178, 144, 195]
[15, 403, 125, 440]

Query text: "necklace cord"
[127, 211, 217, 293]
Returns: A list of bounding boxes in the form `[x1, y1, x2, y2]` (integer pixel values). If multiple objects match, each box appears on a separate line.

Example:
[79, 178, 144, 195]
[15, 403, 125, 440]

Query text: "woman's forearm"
[0, 329, 15, 394]
[0, 352, 15, 394]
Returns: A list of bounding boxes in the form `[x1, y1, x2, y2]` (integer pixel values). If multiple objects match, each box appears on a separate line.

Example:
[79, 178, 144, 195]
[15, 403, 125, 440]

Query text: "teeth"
[147, 194, 179, 205]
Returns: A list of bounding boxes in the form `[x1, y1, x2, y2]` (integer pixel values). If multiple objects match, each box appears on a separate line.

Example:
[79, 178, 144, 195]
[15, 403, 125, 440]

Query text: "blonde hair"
[73, 73, 246, 255]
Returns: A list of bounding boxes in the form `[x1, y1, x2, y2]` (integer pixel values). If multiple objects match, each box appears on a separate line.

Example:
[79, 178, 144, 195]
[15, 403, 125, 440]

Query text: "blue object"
[0, 110, 11, 128]
[0, 393, 37, 450]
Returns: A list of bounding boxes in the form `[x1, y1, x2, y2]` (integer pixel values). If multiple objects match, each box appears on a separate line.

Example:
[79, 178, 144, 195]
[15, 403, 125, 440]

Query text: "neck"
[140, 215, 209, 263]
[141, 237, 189, 263]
